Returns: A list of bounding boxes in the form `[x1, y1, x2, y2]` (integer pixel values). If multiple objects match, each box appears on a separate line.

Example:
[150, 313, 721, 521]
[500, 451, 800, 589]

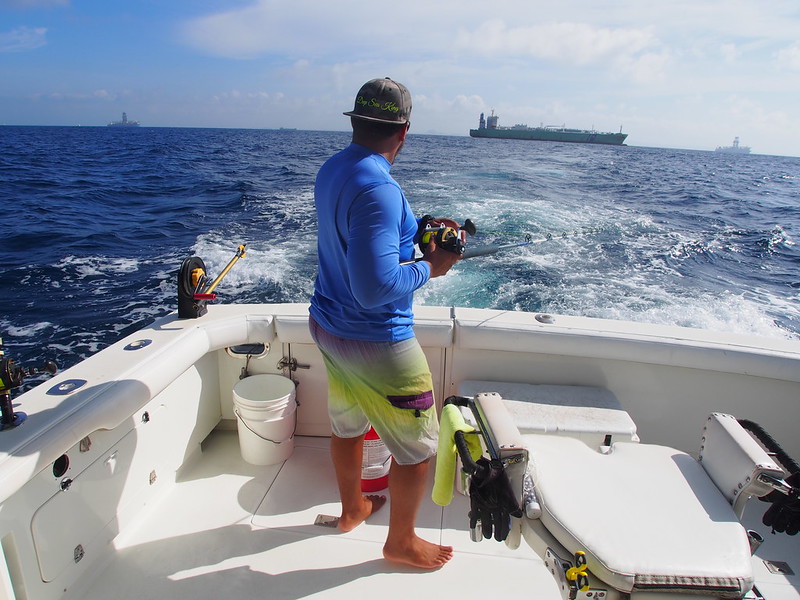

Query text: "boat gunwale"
[3, 303, 800, 506]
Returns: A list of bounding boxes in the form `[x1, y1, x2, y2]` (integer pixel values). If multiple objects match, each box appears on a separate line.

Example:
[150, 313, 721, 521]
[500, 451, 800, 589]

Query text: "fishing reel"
[1, 340, 57, 430]
[417, 215, 477, 256]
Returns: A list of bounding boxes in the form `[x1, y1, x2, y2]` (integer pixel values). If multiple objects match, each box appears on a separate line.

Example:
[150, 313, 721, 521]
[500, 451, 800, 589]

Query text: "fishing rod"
[463, 229, 601, 259]
[462, 233, 540, 259]
[402, 217, 587, 264]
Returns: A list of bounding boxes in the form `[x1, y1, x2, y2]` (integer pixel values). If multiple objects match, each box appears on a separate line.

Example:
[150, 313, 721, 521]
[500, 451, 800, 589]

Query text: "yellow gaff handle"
[203, 244, 246, 294]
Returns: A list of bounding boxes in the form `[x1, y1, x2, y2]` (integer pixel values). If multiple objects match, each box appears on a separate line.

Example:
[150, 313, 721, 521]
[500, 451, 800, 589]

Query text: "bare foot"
[338, 494, 386, 532]
[383, 535, 454, 569]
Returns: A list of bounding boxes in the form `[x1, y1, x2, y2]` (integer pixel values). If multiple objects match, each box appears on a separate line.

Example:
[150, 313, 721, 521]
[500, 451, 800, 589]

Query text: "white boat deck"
[81, 430, 559, 600]
[6, 306, 800, 600]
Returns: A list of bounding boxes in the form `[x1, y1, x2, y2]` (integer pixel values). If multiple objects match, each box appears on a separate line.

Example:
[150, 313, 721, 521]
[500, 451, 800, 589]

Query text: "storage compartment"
[31, 430, 139, 582]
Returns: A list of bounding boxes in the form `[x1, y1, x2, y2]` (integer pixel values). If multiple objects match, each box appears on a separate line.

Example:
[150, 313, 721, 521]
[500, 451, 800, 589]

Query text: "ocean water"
[1, 126, 798, 378]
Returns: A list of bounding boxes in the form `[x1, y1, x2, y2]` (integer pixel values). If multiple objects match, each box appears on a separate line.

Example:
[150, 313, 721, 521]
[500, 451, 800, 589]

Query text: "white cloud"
[623, 53, 672, 84]
[454, 20, 671, 84]
[456, 20, 657, 65]
[179, 3, 273, 59]
[724, 95, 789, 129]
[179, 2, 672, 87]
[0, 26, 47, 52]
[179, 1, 365, 60]
[29, 89, 119, 101]
[719, 43, 740, 63]
[211, 89, 276, 106]
[166, 0, 800, 153]
[776, 42, 800, 71]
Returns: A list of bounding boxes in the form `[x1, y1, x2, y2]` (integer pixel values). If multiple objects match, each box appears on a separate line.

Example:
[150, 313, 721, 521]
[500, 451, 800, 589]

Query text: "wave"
[1, 127, 798, 372]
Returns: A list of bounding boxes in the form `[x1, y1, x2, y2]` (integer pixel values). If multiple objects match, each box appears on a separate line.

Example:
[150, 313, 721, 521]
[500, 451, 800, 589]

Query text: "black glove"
[468, 457, 523, 541]
[761, 471, 800, 535]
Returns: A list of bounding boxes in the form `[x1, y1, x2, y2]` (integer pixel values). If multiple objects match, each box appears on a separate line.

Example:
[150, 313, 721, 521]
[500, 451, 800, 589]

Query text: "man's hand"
[423, 232, 464, 277]
[430, 217, 461, 231]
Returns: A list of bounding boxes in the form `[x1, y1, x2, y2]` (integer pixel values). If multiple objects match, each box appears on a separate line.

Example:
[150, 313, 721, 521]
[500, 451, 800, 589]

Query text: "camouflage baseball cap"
[343, 77, 412, 124]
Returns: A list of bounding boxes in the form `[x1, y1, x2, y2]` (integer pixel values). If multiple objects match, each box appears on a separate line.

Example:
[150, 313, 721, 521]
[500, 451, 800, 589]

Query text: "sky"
[2, 0, 800, 156]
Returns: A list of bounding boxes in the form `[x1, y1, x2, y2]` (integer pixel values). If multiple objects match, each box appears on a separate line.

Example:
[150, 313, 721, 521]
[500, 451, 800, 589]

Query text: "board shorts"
[309, 316, 439, 466]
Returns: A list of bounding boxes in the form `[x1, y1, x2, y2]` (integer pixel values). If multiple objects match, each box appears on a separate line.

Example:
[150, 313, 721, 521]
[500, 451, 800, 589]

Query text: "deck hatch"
[30, 430, 138, 582]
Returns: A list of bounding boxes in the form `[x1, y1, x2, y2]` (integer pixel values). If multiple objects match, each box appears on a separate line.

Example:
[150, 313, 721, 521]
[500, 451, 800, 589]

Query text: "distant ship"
[107, 112, 140, 127]
[470, 111, 627, 145]
[715, 137, 750, 154]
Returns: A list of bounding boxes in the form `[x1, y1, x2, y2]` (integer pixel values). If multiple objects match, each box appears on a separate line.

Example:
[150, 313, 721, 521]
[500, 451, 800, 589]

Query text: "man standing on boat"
[309, 77, 462, 569]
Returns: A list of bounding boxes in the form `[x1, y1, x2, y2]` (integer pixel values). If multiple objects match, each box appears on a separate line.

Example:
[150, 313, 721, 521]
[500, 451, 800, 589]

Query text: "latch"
[544, 547, 606, 600]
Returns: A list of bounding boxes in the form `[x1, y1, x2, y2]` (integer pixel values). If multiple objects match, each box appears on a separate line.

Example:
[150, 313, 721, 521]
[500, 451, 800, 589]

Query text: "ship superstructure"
[715, 137, 750, 154]
[107, 112, 140, 127]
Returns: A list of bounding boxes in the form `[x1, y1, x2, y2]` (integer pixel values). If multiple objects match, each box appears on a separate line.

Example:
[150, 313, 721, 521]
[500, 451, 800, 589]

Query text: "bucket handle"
[234, 405, 298, 445]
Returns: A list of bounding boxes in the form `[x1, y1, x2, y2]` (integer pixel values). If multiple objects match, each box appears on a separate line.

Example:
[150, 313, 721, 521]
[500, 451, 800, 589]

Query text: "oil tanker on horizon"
[470, 111, 627, 145]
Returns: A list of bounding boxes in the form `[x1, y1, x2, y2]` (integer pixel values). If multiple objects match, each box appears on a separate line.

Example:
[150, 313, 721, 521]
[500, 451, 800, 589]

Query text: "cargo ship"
[107, 112, 140, 127]
[470, 111, 627, 145]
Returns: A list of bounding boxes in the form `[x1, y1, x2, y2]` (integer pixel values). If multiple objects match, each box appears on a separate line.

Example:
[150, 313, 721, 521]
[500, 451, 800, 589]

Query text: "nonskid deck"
[79, 431, 559, 600]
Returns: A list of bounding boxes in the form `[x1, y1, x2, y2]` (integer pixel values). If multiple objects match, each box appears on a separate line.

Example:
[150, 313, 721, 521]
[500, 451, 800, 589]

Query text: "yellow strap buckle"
[565, 551, 590, 592]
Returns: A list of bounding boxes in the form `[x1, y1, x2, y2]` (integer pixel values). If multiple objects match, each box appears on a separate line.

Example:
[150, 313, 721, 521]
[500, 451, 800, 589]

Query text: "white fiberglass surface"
[81, 431, 558, 600]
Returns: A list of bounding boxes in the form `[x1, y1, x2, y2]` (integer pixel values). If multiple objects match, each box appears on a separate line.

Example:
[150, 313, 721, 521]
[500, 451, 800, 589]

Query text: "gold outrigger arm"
[203, 244, 246, 295]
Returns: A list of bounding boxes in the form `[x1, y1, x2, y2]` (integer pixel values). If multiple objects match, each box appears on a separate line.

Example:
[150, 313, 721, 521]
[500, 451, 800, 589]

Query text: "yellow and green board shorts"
[309, 317, 439, 465]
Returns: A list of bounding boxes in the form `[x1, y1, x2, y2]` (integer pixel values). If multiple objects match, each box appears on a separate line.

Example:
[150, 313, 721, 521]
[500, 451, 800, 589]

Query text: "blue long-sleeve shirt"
[310, 143, 430, 341]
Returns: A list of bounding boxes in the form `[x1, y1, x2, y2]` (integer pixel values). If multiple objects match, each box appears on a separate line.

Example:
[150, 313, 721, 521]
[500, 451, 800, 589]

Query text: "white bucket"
[232, 374, 297, 465]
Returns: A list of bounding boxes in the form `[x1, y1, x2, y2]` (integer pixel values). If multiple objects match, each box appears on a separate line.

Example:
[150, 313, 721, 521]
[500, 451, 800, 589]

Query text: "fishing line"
[463, 228, 604, 259]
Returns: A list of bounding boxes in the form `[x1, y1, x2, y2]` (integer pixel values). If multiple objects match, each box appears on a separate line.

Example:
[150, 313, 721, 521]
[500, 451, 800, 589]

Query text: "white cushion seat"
[524, 434, 753, 598]
[459, 381, 639, 448]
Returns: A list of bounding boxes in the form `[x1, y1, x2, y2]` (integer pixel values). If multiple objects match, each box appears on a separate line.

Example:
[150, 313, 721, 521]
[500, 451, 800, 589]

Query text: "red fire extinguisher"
[361, 426, 391, 492]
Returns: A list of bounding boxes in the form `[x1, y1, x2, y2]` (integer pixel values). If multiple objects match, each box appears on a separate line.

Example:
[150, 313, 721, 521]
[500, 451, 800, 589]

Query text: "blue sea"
[1, 126, 798, 379]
